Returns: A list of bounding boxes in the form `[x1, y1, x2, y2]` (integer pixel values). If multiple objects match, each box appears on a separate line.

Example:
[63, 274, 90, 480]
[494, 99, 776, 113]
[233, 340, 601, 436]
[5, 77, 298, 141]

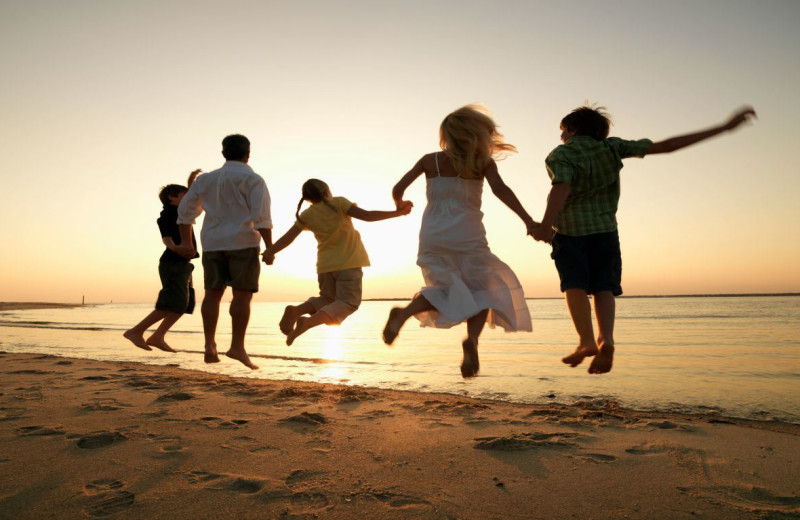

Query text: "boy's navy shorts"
[551, 231, 622, 296]
[155, 261, 196, 314]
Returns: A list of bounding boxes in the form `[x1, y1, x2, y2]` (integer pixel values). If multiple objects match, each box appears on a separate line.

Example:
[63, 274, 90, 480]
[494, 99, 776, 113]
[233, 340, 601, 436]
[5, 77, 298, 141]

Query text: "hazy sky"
[1, 0, 798, 303]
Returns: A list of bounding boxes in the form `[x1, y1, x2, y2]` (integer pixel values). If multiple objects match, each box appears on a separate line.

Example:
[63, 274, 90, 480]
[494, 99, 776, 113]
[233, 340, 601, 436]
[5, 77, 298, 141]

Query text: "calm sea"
[1, 296, 798, 423]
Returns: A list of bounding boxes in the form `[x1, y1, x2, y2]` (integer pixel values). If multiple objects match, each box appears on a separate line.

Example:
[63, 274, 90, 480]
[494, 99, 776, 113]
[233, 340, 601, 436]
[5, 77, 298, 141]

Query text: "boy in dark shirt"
[124, 170, 200, 352]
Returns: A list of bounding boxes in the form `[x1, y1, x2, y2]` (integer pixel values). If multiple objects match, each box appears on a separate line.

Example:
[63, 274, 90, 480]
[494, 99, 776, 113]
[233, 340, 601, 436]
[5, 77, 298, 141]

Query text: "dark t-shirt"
[157, 204, 199, 263]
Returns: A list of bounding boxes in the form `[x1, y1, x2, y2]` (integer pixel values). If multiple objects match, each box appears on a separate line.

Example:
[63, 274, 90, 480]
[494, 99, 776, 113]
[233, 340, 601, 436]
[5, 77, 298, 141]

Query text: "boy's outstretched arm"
[647, 106, 756, 155]
[347, 203, 412, 222]
[263, 225, 302, 264]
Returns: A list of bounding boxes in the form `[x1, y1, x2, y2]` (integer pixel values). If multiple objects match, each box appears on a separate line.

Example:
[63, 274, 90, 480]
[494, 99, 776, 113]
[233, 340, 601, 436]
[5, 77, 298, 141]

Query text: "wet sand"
[0, 351, 797, 519]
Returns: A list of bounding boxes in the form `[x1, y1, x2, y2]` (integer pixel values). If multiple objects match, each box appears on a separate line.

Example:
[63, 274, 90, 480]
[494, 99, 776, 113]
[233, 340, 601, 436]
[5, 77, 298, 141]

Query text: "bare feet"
[561, 344, 599, 367]
[204, 347, 220, 364]
[225, 349, 258, 370]
[145, 337, 176, 353]
[382, 308, 402, 346]
[286, 316, 309, 346]
[588, 344, 614, 374]
[279, 305, 298, 335]
[460, 339, 480, 378]
[123, 330, 152, 351]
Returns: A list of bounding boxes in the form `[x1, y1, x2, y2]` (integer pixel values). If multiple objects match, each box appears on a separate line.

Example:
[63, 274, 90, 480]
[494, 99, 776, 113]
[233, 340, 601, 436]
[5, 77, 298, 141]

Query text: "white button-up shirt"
[177, 161, 272, 252]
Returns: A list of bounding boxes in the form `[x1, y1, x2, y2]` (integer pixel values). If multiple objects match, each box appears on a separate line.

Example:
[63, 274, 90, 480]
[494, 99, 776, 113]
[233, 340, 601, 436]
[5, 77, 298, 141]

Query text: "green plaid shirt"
[545, 135, 652, 236]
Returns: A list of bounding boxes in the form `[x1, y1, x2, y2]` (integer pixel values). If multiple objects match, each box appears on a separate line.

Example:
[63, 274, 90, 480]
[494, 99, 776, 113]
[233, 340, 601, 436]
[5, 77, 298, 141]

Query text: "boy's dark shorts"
[202, 247, 260, 292]
[551, 231, 622, 296]
[155, 261, 195, 314]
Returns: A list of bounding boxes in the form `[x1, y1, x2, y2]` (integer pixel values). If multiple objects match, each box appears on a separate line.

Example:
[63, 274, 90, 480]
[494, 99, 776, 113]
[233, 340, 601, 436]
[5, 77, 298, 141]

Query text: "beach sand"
[0, 352, 798, 519]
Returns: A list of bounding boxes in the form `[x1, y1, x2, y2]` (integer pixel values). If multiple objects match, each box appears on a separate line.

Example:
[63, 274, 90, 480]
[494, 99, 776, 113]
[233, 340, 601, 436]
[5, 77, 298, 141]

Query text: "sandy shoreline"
[0, 352, 797, 519]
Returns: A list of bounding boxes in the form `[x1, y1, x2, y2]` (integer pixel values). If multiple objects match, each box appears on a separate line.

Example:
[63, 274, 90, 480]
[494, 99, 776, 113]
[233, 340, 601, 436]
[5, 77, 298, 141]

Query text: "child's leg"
[461, 309, 489, 378]
[562, 289, 599, 366]
[145, 311, 181, 352]
[124, 310, 169, 351]
[383, 295, 435, 345]
[201, 288, 224, 363]
[286, 310, 334, 346]
[588, 291, 615, 374]
[280, 301, 316, 335]
[226, 288, 257, 369]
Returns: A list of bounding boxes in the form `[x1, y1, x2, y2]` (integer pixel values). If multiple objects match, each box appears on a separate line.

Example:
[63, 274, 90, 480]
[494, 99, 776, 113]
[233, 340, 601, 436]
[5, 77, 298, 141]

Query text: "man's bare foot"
[382, 308, 402, 346]
[204, 348, 220, 364]
[588, 344, 614, 374]
[123, 330, 152, 351]
[226, 350, 258, 370]
[279, 305, 298, 336]
[562, 344, 599, 367]
[460, 339, 480, 378]
[145, 337, 176, 353]
[286, 316, 310, 346]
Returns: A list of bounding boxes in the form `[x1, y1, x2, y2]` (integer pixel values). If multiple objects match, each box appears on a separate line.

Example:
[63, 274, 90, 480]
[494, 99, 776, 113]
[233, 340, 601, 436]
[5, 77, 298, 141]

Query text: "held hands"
[396, 199, 414, 215]
[175, 244, 197, 259]
[262, 249, 275, 266]
[529, 222, 555, 243]
[724, 106, 757, 131]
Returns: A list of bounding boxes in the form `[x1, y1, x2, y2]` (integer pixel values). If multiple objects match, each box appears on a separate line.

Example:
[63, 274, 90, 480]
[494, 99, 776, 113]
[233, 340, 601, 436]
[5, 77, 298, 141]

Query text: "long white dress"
[415, 154, 532, 332]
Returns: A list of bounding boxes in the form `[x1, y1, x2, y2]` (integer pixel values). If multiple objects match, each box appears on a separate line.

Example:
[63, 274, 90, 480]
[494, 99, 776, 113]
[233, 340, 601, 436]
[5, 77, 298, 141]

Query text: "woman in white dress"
[383, 105, 536, 377]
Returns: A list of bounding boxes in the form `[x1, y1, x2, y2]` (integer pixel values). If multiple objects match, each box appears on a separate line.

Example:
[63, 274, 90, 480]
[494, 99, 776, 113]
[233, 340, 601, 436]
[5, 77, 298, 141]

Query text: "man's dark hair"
[561, 106, 612, 140]
[222, 134, 251, 161]
[159, 184, 187, 206]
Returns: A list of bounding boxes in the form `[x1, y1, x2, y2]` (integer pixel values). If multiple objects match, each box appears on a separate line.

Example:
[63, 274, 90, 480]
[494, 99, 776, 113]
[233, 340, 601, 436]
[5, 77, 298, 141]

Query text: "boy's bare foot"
[123, 330, 152, 351]
[145, 337, 176, 353]
[286, 316, 310, 346]
[588, 344, 614, 374]
[204, 347, 220, 364]
[460, 339, 480, 378]
[279, 306, 298, 335]
[562, 344, 599, 367]
[225, 350, 258, 370]
[382, 308, 402, 346]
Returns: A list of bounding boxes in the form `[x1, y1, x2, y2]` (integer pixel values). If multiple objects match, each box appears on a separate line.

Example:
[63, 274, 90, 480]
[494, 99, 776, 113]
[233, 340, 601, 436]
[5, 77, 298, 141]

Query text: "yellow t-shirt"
[297, 196, 370, 274]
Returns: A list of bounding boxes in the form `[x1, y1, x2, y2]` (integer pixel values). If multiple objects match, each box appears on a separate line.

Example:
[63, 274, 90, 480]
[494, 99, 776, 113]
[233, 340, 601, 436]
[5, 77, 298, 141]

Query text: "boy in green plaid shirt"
[531, 105, 756, 374]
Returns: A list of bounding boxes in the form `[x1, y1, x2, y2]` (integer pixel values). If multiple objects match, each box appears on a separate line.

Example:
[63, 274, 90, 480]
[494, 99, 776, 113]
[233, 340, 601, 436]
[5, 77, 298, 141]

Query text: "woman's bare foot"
[279, 306, 299, 335]
[460, 339, 480, 378]
[123, 330, 152, 351]
[204, 347, 220, 364]
[226, 349, 258, 370]
[588, 344, 614, 374]
[561, 344, 599, 367]
[382, 308, 402, 346]
[286, 316, 310, 346]
[145, 337, 176, 353]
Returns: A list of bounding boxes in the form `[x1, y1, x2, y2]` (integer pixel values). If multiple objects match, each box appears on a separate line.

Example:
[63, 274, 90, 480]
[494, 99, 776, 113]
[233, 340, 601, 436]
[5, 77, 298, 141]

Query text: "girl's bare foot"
[460, 339, 480, 378]
[588, 344, 614, 374]
[145, 337, 176, 353]
[226, 350, 258, 370]
[123, 330, 152, 351]
[382, 308, 402, 346]
[279, 306, 298, 335]
[204, 347, 220, 364]
[561, 344, 598, 367]
[286, 316, 310, 346]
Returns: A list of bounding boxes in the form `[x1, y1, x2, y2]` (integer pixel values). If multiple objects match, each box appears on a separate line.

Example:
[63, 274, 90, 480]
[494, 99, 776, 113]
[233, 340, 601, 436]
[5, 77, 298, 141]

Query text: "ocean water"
[1, 296, 798, 423]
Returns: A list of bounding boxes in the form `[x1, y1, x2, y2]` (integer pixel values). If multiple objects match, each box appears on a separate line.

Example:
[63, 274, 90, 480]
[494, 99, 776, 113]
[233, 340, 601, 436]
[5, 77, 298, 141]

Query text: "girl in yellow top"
[264, 179, 412, 345]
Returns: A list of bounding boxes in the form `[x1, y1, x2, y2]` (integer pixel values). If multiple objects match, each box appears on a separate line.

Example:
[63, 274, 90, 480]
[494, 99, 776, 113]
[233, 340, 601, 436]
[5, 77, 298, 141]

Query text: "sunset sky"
[1, 0, 798, 304]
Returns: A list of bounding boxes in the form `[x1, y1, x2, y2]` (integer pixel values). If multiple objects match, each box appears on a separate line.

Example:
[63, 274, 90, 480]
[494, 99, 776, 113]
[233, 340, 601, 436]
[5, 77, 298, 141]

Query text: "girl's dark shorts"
[155, 261, 196, 314]
[551, 231, 622, 296]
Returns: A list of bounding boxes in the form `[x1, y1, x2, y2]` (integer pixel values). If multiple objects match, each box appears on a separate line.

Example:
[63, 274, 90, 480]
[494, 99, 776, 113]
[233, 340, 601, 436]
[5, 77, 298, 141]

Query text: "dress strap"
[434, 152, 440, 177]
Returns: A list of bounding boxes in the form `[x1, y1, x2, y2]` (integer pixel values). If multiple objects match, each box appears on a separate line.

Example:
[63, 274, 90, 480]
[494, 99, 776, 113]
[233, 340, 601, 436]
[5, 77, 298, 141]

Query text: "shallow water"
[1, 296, 798, 423]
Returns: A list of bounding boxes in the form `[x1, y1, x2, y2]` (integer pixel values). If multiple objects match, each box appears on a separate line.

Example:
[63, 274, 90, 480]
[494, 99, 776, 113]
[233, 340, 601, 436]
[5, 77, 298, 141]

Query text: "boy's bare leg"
[383, 294, 435, 345]
[462, 309, 489, 378]
[562, 289, 599, 366]
[280, 301, 316, 335]
[201, 289, 224, 363]
[287, 310, 334, 346]
[225, 289, 258, 369]
[145, 311, 181, 352]
[124, 309, 169, 351]
[589, 291, 615, 374]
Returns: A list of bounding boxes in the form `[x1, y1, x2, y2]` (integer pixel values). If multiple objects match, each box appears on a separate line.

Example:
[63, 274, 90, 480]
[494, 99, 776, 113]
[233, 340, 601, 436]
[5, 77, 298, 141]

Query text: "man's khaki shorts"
[202, 247, 260, 292]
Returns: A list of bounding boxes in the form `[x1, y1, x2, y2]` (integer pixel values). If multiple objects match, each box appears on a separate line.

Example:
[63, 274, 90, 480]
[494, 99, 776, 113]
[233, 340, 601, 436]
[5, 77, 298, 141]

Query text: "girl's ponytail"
[296, 179, 337, 226]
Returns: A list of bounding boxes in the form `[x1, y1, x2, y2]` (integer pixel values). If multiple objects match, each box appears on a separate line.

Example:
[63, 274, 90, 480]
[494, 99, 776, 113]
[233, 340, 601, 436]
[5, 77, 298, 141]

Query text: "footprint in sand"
[84, 479, 134, 517]
[156, 392, 195, 402]
[199, 416, 249, 429]
[580, 453, 618, 463]
[221, 435, 279, 454]
[75, 431, 127, 449]
[281, 412, 328, 425]
[473, 432, 581, 451]
[14, 425, 65, 436]
[82, 398, 130, 411]
[0, 407, 28, 421]
[146, 433, 185, 454]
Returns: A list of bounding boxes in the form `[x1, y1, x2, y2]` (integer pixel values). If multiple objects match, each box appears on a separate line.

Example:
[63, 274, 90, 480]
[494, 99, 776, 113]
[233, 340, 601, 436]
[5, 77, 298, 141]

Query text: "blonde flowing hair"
[439, 104, 517, 179]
